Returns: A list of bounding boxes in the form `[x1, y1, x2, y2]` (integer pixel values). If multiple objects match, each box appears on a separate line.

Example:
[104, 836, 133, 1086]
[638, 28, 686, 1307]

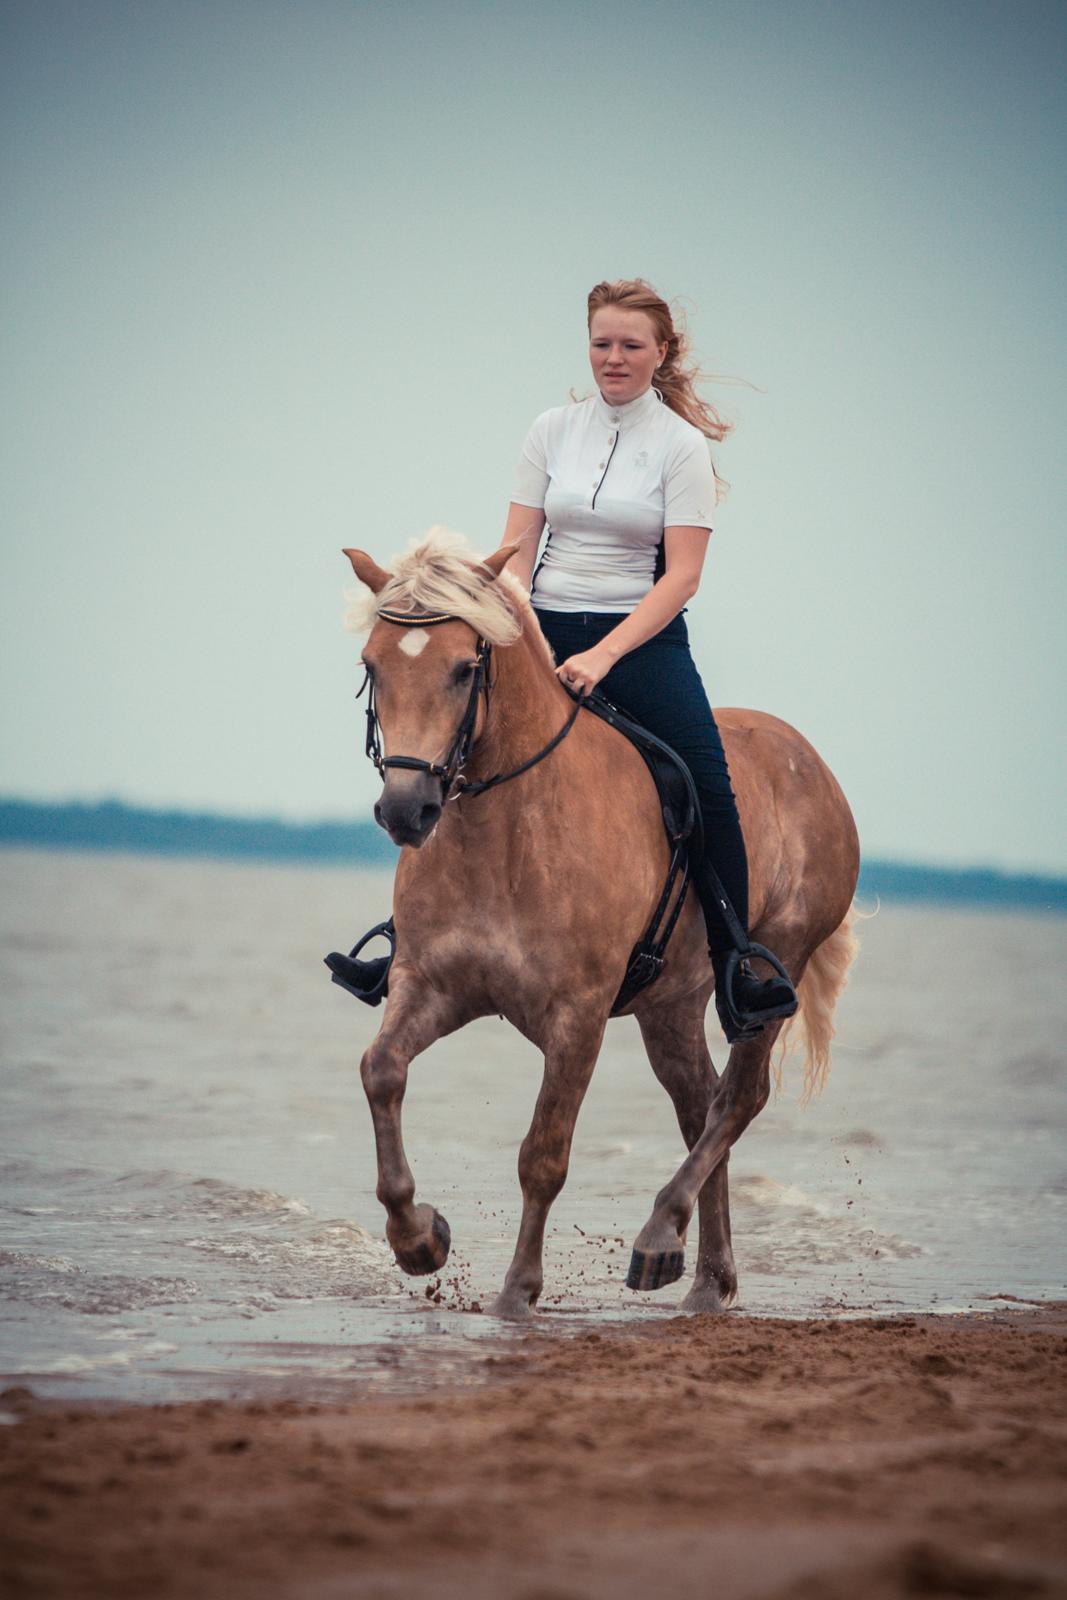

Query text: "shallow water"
[1, 848, 1064, 1401]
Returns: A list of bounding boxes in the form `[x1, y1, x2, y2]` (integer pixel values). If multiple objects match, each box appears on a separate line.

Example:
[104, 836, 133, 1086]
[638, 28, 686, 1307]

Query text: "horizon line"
[0, 796, 1064, 913]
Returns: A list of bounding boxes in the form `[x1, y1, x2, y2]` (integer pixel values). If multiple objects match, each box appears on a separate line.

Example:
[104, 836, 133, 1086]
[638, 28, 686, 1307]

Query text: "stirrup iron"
[717, 942, 798, 1041]
[324, 917, 396, 1006]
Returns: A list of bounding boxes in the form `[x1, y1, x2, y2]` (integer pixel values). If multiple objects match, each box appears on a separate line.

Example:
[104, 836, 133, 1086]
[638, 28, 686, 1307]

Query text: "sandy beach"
[3, 1305, 1065, 1599]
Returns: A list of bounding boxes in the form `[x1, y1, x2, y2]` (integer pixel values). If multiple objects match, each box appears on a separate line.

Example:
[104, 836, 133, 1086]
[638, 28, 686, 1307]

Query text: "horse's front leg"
[491, 1010, 606, 1319]
[360, 978, 468, 1276]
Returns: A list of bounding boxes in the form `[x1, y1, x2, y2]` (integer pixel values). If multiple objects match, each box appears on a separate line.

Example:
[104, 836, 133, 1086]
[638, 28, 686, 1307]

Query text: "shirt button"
[611, 414, 620, 422]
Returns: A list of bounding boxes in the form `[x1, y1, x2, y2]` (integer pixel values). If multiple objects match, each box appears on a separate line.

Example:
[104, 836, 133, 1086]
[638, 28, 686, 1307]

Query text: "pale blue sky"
[2, 0, 1065, 871]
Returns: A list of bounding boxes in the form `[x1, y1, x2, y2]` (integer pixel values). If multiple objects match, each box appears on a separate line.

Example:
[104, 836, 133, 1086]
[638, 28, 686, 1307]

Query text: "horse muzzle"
[374, 772, 443, 848]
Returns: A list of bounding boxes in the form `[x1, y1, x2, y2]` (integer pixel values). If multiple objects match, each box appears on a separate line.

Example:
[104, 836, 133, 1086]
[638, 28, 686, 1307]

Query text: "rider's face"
[588, 307, 668, 407]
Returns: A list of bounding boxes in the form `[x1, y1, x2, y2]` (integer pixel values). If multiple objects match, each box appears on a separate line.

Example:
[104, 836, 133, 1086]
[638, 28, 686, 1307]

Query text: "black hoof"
[392, 1210, 451, 1277]
[626, 1246, 685, 1292]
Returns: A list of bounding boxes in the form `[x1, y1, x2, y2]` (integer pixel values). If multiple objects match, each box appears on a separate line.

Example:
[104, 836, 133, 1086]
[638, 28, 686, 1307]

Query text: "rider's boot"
[711, 947, 798, 1045]
[324, 949, 391, 1005]
[324, 918, 395, 1006]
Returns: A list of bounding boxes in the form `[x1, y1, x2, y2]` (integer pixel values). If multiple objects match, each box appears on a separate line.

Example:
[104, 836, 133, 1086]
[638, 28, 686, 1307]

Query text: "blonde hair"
[588, 278, 733, 492]
[346, 526, 523, 646]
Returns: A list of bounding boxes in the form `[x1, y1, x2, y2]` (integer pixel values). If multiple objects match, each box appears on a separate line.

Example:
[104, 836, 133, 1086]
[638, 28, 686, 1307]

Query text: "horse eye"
[453, 661, 475, 686]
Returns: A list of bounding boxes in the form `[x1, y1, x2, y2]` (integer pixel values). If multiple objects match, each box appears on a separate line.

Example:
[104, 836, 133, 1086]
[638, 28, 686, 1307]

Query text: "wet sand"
[3, 1306, 1065, 1599]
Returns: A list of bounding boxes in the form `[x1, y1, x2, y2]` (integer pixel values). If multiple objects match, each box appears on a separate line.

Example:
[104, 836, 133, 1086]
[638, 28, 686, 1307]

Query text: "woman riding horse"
[330, 529, 857, 1314]
[326, 279, 859, 1314]
[330, 277, 798, 1043]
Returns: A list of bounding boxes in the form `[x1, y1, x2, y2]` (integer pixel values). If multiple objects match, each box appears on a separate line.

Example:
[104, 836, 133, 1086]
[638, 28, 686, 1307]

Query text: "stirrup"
[324, 918, 395, 1006]
[716, 943, 798, 1043]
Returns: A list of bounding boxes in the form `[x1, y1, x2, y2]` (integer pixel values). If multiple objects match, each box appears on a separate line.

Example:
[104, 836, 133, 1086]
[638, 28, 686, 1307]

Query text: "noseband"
[358, 605, 584, 800]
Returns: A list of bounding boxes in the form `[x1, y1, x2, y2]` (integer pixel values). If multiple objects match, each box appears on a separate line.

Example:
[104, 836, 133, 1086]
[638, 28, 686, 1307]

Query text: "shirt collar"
[593, 384, 663, 432]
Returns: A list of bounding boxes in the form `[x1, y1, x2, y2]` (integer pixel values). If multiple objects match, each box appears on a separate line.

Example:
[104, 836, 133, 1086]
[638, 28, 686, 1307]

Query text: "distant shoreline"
[1, 797, 1064, 913]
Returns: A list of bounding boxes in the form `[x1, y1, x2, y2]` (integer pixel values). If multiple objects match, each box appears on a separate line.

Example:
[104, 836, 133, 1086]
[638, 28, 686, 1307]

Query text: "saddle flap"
[581, 690, 704, 866]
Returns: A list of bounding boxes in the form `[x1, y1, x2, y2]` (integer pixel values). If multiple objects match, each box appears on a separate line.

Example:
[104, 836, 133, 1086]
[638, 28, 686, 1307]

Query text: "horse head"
[344, 537, 519, 848]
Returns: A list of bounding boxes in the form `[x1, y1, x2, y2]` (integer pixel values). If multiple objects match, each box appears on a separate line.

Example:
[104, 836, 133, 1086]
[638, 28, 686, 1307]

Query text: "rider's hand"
[555, 646, 613, 697]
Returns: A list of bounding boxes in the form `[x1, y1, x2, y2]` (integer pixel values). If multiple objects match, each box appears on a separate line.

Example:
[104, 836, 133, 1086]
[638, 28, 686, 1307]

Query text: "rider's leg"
[535, 608, 797, 1040]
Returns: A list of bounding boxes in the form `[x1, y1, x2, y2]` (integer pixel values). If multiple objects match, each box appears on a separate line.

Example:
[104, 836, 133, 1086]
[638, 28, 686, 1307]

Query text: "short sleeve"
[664, 431, 717, 530]
[511, 412, 551, 508]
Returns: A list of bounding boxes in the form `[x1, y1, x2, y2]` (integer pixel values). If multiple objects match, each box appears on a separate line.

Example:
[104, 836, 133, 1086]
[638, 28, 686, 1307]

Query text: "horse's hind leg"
[491, 1010, 606, 1320]
[360, 979, 468, 1277]
[629, 1020, 786, 1293]
[636, 996, 738, 1312]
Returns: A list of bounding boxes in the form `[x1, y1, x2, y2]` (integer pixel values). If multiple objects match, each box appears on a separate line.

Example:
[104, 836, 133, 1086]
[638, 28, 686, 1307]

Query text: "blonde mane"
[346, 526, 552, 660]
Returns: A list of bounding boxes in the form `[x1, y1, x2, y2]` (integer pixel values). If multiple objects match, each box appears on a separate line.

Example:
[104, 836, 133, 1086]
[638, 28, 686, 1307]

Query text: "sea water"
[1, 848, 1063, 1401]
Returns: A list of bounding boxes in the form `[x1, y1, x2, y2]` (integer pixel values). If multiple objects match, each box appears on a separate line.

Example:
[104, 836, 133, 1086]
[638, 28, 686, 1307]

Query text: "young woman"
[501, 277, 797, 1040]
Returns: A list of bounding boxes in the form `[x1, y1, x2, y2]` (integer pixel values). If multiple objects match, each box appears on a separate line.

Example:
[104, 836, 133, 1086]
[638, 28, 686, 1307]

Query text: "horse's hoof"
[488, 1290, 537, 1321]
[626, 1245, 685, 1292]
[681, 1280, 733, 1315]
[389, 1206, 451, 1277]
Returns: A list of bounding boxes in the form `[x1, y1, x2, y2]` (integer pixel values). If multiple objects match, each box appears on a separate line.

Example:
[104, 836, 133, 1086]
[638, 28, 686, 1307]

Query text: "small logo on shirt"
[634, 450, 649, 469]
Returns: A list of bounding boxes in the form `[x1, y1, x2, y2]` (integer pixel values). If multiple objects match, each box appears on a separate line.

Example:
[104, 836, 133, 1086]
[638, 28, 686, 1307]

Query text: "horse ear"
[343, 548, 390, 593]
[480, 544, 521, 580]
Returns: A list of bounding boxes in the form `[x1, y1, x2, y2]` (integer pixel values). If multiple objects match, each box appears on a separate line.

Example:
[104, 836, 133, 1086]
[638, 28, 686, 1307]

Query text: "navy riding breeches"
[533, 608, 748, 956]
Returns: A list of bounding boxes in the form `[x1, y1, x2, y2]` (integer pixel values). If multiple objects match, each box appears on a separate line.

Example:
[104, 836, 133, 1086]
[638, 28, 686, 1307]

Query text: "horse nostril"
[418, 803, 442, 833]
[373, 802, 386, 829]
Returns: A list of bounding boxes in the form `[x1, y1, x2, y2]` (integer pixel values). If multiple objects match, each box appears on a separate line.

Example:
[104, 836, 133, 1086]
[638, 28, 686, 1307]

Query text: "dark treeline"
[1, 798, 1065, 914]
[0, 798, 395, 867]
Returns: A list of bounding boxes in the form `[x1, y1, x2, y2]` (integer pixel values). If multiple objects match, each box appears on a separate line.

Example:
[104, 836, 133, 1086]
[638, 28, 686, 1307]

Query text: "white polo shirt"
[511, 385, 717, 613]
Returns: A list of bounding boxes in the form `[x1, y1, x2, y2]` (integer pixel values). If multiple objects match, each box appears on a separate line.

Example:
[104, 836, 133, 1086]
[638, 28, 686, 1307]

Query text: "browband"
[377, 608, 457, 627]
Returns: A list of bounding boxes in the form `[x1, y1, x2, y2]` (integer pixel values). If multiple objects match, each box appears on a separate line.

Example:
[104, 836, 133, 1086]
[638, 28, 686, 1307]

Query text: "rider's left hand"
[555, 647, 613, 697]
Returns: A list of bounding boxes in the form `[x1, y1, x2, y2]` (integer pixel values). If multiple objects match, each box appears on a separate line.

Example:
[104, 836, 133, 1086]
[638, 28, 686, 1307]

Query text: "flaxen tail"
[773, 907, 859, 1102]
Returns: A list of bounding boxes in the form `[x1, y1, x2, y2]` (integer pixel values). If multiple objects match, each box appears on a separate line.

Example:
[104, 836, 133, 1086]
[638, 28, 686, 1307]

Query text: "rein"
[359, 606, 584, 800]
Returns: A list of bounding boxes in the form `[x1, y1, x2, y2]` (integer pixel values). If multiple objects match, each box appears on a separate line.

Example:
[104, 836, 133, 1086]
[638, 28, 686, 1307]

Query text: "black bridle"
[359, 606, 584, 800]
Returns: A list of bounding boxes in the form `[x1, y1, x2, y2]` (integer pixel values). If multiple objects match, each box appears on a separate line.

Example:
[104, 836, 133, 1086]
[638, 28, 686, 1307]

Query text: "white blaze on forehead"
[398, 628, 431, 658]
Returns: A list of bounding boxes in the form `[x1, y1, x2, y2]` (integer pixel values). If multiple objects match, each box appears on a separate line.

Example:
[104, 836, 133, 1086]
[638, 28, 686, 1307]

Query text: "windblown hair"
[588, 279, 733, 493]
[346, 526, 525, 646]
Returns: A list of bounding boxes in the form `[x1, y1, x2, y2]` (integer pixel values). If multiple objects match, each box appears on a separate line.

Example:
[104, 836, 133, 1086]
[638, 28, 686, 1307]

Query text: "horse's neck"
[467, 612, 570, 780]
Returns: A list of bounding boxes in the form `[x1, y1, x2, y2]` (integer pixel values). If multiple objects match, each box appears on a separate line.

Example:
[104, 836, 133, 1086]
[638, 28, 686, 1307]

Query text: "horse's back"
[717, 707, 859, 937]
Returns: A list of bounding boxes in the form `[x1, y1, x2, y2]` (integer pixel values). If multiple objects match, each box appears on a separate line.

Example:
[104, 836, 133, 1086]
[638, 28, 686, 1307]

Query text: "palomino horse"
[343, 529, 859, 1317]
